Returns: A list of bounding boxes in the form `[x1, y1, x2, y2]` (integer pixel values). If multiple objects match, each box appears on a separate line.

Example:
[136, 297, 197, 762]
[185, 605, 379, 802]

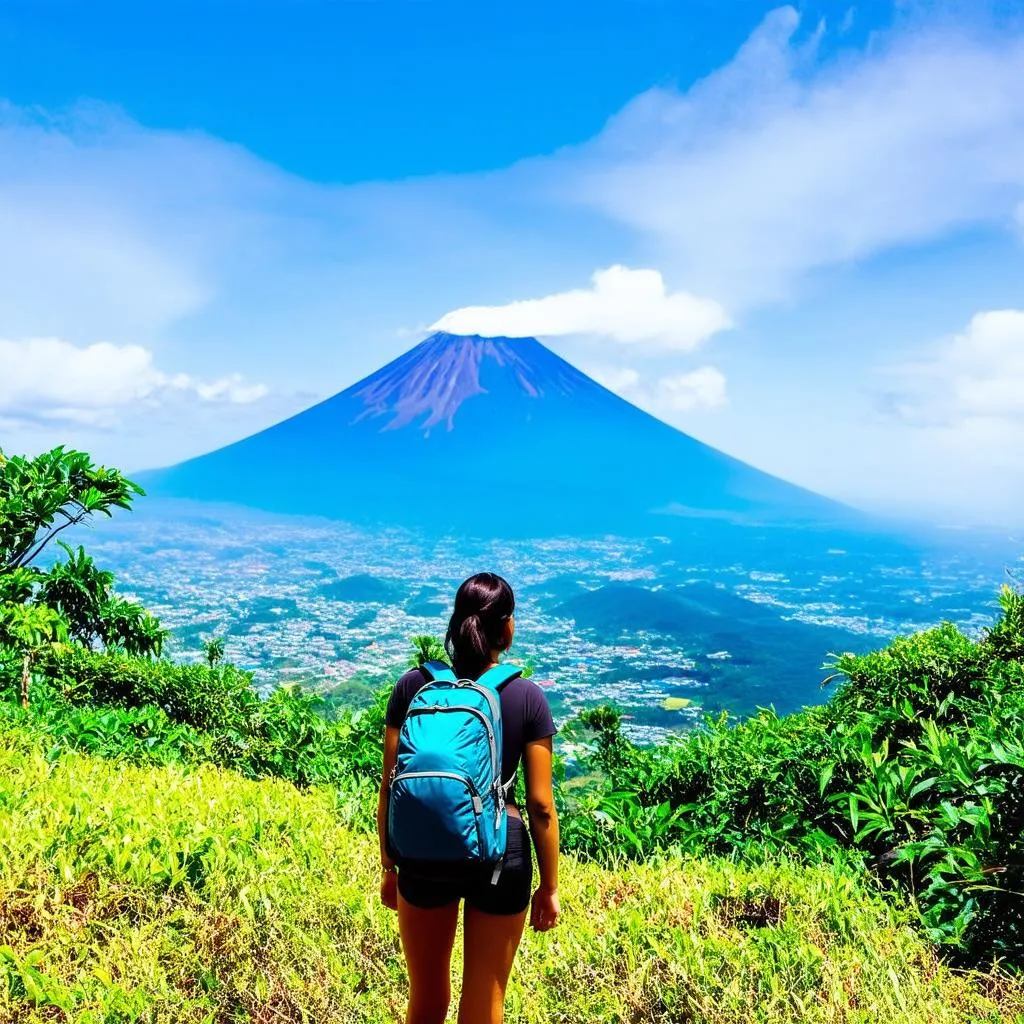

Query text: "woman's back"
[377, 571, 560, 1024]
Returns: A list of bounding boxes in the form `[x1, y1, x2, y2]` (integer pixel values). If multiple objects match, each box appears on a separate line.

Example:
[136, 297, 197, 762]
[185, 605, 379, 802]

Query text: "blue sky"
[1, 0, 1023, 525]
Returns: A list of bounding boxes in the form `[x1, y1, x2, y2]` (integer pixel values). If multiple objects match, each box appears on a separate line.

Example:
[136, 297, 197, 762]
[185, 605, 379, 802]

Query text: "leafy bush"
[1, 447, 165, 663]
[0, 642, 387, 803]
[561, 586, 1024, 965]
[24, 643, 261, 733]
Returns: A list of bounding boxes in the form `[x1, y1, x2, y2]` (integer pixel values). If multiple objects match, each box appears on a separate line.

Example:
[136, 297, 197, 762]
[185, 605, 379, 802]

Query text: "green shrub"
[562, 587, 1024, 965]
[23, 644, 261, 734]
[0, 643, 387, 800]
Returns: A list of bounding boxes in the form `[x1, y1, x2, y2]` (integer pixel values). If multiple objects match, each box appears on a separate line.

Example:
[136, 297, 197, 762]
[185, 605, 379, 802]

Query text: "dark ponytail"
[445, 572, 515, 679]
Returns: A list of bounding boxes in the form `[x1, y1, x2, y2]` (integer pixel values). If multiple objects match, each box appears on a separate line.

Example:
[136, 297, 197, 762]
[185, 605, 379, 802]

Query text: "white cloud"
[886, 310, 1024, 428]
[586, 365, 642, 394]
[431, 266, 731, 350]
[656, 367, 728, 411]
[943, 310, 1024, 422]
[565, 6, 1024, 306]
[584, 362, 728, 416]
[0, 337, 268, 427]
[0, 103, 219, 342]
[194, 375, 270, 404]
[872, 309, 1024, 518]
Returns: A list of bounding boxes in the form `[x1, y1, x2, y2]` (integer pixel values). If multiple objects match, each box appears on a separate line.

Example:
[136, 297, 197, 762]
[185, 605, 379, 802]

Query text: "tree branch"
[13, 517, 87, 570]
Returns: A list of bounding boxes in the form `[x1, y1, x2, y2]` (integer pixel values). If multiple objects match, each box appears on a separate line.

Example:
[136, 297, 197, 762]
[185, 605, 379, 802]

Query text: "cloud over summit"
[432, 266, 731, 350]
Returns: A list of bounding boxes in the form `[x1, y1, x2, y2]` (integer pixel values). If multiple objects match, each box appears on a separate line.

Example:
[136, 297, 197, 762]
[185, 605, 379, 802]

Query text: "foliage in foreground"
[2, 730, 1022, 1024]
[2, 446, 1022, 969]
[566, 586, 1024, 965]
[0, 644, 386, 820]
[4, 588, 1023, 968]
[0, 447, 165, 695]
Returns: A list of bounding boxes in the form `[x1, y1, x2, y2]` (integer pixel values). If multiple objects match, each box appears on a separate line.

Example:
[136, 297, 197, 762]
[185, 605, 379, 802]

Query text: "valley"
[88, 499, 1018, 743]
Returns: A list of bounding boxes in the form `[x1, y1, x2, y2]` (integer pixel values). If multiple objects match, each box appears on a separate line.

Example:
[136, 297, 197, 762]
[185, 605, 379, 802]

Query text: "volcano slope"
[140, 332, 848, 537]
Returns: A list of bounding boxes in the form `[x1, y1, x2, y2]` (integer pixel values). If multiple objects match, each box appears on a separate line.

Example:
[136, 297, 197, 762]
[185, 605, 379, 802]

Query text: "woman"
[377, 572, 560, 1024]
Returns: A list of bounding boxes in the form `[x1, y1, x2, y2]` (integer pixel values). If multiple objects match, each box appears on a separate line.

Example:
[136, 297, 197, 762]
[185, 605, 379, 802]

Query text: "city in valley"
[85, 499, 1019, 745]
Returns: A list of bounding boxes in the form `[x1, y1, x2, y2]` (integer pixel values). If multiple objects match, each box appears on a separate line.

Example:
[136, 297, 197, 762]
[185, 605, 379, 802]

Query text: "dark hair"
[445, 572, 515, 679]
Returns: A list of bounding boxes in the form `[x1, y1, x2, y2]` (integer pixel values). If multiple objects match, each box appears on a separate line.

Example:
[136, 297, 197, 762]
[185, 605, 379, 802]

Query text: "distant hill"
[227, 595, 301, 636]
[556, 581, 801, 634]
[318, 573, 403, 603]
[404, 597, 448, 619]
[138, 332, 852, 538]
[555, 582, 865, 715]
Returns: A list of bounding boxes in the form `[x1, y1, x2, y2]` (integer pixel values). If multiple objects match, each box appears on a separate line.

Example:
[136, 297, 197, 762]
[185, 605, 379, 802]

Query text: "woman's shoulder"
[505, 673, 552, 706]
[505, 673, 557, 737]
[385, 667, 429, 729]
[394, 666, 427, 692]
[506, 671, 542, 691]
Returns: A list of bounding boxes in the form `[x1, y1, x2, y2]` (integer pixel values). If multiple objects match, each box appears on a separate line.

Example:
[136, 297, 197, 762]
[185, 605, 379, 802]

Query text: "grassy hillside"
[4, 586, 1024, 970]
[2, 727, 1023, 1024]
[3, 449, 1023, 1020]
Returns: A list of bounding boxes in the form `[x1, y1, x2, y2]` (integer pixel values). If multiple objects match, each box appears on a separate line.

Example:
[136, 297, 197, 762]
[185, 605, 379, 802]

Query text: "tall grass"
[2, 727, 1022, 1024]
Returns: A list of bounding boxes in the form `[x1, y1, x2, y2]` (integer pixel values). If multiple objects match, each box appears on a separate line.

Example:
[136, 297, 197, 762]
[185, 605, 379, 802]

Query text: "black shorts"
[397, 816, 533, 915]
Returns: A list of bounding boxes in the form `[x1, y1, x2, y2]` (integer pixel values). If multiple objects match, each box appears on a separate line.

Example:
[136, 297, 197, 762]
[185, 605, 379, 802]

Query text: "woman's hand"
[530, 886, 560, 931]
[380, 868, 398, 911]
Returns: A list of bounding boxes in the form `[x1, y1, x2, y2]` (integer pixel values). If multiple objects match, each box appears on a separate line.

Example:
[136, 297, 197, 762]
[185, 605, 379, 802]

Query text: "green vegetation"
[0, 644, 386, 815]
[0, 448, 165, 655]
[565, 586, 1024, 965]
[1, 445, 1023, 1019]
[0, 447, 166, 713]
[3, 730, 1022, 1024]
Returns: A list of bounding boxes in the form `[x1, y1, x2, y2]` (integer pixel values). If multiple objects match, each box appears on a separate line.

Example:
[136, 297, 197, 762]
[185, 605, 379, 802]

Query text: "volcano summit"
[140, 332, 843, 536]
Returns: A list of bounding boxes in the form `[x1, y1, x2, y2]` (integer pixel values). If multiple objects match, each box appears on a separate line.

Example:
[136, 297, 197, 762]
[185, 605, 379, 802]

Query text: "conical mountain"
[139, 332, 845, 536]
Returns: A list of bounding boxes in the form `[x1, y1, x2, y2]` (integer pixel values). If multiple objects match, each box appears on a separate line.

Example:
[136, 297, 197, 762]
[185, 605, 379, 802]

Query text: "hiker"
[377, 572, 560, 1024]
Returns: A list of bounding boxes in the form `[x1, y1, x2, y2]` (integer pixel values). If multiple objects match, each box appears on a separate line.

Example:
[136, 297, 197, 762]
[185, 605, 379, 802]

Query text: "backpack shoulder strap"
[475, 664, 523, 694]
[421, 660, 457, 684]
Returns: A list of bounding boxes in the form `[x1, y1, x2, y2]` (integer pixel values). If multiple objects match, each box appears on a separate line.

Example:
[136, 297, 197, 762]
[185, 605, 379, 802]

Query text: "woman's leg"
[398, 891, 461, 1024]
[457, 904, 528, 1024]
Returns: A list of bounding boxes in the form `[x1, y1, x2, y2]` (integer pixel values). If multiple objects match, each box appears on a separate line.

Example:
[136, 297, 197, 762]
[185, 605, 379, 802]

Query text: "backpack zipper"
[390, 770, 486, 840]
[459, 682, 512, 827]
[393, 769, 481, 799]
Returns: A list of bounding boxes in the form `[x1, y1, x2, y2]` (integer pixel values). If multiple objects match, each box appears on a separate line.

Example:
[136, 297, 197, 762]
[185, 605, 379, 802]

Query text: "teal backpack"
[386, 659, 522, 882]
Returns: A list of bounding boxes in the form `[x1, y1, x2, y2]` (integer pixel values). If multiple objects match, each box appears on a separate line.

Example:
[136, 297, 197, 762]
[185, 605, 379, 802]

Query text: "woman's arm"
[523, 735, 560, 930]
[377, 726, 400, 908]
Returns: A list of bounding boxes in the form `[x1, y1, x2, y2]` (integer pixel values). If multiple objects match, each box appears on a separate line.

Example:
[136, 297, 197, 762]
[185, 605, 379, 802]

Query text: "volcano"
[139, 332, 846, 536]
